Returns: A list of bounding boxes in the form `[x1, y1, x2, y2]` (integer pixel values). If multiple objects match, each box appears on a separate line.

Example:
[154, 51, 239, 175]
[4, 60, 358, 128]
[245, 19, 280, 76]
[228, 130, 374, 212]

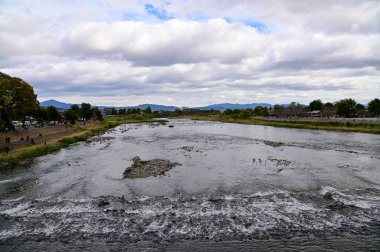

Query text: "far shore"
[179, 115, 380, 134]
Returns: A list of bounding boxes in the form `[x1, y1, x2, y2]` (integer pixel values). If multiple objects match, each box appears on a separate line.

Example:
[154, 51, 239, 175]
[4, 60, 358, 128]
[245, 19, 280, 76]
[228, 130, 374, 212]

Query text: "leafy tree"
[239, 109, 252, 119]
[253, 106, 269, 116]
[70, 104, 80, 114]
[324, 102, 334, 109]
[273, 104, 284, 117]
[355, 103, 365, 110]
[223, 109, 233, 116]
[33, 107, 48, 124]
[111, 108, 117, 115]
[356, 103, 366, 117]
[321, 102, 335, 116]
[64, 109, 78, 124]
[273, 104, 284, 110]
[92, 107, 103, 121]
[46, 106, 60, 121]
[118, 108, 126, 115]
[81, 103, 92, 120]
[0, 72, 38, 125]
[336, 98, 357, 118]
[368, 98, 380, 117]
[144, 106, 152, 114]
[309, 99, 323, 111]
[287, 102, 305, 110]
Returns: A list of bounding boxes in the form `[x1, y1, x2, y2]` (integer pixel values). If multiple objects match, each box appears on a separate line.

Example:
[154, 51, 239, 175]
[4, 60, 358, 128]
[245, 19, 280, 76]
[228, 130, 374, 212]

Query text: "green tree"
[324, 102, 334, 109]
[92, 108, 103, 121]
[64, 109, 78, 124]
[144, 106, 152, 114]
[81, 103, 92, 120]
[355, 103, 365, 110]
[368, 98, 380, 117]
[0, 72, 39, 125]
[111, 108, 117, 115]
[223, 109, 233, 116]
[70, 104, 80, 113]
[253, 106, 269, 116]
[336, 98, 357, 118]
[309, 99, 323, 111]
[321, 102, 335, 118]
[46, 106, 60, 122]
[273, 104, 284, 117]
[356, 103, 366, 117]
[239, 109, 252, 119]
[33, 107, 48, 124]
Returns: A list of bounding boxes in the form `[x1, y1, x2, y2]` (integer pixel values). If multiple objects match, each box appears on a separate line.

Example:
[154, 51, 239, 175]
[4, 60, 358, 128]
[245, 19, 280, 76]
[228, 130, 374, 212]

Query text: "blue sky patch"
[243, 20, 269, 33]
[224, 17, 269, 33]
[145, 3, 173, 21]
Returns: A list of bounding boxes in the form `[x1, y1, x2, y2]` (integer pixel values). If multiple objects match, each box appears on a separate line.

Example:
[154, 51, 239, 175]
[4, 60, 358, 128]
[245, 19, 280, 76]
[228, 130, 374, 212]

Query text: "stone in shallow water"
[98, 199, 110, 207]
[123, 156, 181, 179]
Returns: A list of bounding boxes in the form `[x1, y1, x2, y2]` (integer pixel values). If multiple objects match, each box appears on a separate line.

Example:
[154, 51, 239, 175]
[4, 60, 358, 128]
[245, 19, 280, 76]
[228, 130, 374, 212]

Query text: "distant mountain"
[40, 100, 280, 111]
[39, 100, 177, 111]
[131, 104, 178, 111]
[193, 103, 274, 110]
[40, 99, 73, 109]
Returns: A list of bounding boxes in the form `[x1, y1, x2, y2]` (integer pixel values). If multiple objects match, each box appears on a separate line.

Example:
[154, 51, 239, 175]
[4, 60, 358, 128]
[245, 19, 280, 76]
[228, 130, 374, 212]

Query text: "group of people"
[3, 133, 43, 154]
[20, 135, 36, 144]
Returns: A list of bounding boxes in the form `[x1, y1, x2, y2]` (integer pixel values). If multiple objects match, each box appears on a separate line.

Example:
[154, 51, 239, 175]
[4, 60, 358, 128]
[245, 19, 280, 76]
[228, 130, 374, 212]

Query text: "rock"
[98, 199, 110, 207]
[323, 192, 334, 200]
[263, 140, 285, 148]
[209, 196, 223, 202]
[327, 201, 345, 210]
[123, 156, 181, 179]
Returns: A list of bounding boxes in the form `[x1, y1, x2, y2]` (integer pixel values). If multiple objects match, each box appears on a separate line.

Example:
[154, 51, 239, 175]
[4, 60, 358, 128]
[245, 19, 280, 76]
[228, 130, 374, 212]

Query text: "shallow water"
[0, 119, 379, 251]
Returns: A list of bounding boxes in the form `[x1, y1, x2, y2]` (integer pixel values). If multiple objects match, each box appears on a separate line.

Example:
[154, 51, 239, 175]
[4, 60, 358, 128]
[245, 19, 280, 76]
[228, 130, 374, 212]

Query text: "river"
[1, 119, 379, 251]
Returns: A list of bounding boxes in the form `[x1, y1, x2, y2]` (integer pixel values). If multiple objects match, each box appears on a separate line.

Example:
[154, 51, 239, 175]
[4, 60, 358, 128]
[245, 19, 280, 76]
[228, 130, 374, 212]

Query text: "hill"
[40, 99, 73, 109]
[194, 103, 273, 110]
[40, 100, 177, 111]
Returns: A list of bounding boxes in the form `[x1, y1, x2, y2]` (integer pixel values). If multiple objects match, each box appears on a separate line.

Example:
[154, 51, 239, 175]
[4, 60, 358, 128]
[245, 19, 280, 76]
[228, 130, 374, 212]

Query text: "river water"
[0, 119, 379, 251]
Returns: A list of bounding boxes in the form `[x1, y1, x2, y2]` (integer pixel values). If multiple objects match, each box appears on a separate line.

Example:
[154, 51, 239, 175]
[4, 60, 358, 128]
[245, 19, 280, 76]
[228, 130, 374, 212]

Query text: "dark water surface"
[1, 119, 379, 251]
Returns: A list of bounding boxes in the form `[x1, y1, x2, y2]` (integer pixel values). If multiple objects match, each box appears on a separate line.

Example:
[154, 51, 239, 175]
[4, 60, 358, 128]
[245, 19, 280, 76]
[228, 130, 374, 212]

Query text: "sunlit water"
[1, 119, 379, 251]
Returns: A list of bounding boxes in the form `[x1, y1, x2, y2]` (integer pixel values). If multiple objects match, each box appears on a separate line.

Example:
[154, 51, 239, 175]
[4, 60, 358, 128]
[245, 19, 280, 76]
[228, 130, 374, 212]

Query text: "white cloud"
[0, 0, 379, 106]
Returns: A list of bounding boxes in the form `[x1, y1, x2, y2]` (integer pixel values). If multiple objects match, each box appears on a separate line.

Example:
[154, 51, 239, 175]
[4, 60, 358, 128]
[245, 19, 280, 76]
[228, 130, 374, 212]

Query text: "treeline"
[222, 98, 380, 119]
[105, 107, 153, 115]
[63, 104, 103, 124]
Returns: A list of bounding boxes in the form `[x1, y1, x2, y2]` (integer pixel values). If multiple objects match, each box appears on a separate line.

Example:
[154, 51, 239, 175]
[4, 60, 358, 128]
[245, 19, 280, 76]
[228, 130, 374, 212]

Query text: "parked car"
[11, 121, 23, 128]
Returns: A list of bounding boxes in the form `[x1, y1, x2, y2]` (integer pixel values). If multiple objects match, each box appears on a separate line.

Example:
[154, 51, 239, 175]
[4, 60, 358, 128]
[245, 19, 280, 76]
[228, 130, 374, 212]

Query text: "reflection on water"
[0, 119, 379, 251]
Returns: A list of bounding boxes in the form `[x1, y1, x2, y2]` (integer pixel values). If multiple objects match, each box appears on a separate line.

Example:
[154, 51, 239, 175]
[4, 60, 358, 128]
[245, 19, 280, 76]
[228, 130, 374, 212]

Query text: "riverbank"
[181, 115, 380, 134]
[0, 115, 167, 168]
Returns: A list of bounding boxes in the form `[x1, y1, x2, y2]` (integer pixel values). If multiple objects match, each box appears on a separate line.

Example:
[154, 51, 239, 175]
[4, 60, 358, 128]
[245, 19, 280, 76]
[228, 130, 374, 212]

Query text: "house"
[307, 110, 322, 117]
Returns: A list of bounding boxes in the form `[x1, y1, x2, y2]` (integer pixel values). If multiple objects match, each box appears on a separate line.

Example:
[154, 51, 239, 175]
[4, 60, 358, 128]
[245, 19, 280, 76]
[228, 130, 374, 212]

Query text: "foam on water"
[0, 189, 379, 243]
[320, 186, 380, 209]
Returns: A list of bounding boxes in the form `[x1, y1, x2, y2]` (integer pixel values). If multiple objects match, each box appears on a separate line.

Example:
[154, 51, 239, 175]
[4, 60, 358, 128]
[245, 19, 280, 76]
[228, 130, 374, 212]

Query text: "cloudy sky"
[1, 0, 379, 106]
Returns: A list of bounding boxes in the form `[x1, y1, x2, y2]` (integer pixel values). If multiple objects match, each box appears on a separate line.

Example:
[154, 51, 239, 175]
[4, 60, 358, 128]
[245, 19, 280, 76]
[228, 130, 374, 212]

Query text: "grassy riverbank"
[183, 115, 380, 134]
[0, 115, 166, 167]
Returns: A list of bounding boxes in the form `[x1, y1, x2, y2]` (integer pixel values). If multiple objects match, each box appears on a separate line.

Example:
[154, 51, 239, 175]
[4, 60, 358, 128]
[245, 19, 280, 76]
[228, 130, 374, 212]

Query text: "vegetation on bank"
[184, 115, 380, 134]
[0, 115, 166, 168]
